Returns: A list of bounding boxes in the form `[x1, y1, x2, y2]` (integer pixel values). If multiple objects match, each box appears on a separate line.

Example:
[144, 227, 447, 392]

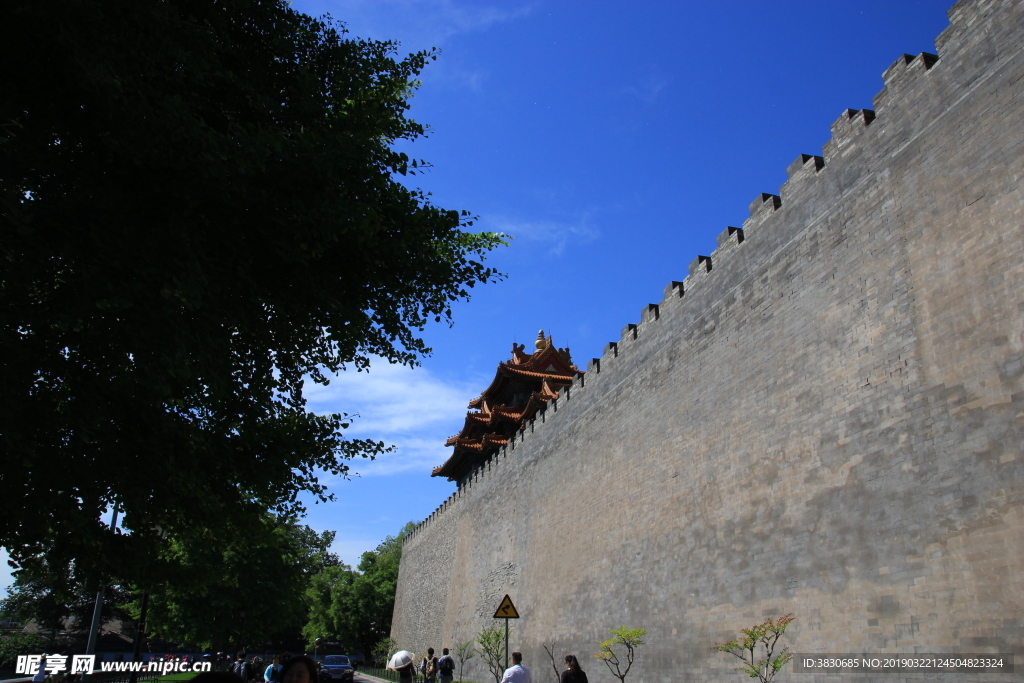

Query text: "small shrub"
[454, 640, 475, 683]
[594, 626, 647, 683]
[712, 614, 795, 683]
[476, 625, 505, 683]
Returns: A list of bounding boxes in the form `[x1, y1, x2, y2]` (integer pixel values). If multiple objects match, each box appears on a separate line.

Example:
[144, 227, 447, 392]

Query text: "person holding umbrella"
[387, 651, 417, 683]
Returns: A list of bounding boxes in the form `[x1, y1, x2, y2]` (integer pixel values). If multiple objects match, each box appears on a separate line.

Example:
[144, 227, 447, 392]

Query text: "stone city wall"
[392, 2, 1024, 681]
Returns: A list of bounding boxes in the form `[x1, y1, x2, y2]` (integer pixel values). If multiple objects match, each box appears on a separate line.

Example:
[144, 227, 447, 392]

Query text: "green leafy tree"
[594, 626, 647, 683]
[0, 0, 504, 586]
[0, 557, 131, 650]
[371, 636, 398, 669]
[454, 640, 475, 683]
[476, 625, 505, 683]
[303, 522, 414, 657]
[305, 564, 357, 650]
[370, 634, 397, 667]
[1, 565, 77, 649]
[712, 614, 795, 683]
[0, 633, 46, 669]
[140, 516, 338, 652]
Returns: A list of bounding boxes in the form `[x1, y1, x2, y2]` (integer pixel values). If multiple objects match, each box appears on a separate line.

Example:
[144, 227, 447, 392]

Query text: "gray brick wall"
[392, 2, 1024, 681]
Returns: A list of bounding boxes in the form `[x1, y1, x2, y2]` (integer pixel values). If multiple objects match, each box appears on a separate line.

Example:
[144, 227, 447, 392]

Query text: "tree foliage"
[454, 640, 475, 683]
[476, 625, 505, 683]
[712, 614, 795, 683]
[370, 636, 398, 669]
[303, 523, 413, 657]
[141, 516, 339, 653]
[594, 626, 647, 683]
[0, 0, 503, 584]
[0, 633, 47, 669]
[0, 556, 131, 650]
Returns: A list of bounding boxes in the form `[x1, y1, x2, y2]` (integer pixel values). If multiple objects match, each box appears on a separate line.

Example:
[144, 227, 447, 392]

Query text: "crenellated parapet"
[935, 0, 1001, 56]
[822, 108, 875, 162]
[743, 192, 782, 230]
[780, 154, 824, 201]
[872, 52, 940, 112]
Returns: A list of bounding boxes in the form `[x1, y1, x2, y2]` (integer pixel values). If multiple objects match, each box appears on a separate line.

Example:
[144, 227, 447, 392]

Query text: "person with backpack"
[231, 653, 253, 683]
[264, 656, 283, 683]
[421, 649, 439, 683]
[437, 649, 455, 683]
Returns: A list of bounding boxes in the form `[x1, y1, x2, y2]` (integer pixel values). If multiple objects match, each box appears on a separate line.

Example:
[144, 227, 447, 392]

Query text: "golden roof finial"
[535, 330, 546, 350]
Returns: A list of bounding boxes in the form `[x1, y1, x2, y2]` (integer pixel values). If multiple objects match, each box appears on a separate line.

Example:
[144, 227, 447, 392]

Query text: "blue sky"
[1, 0, 954, 591]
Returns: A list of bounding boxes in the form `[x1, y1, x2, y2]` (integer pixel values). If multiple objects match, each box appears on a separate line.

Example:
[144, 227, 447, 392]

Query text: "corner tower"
[432, 331, 583, 484]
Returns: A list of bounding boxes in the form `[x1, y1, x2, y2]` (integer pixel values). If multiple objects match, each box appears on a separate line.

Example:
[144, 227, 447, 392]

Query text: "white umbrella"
[387, 651, 415, 670]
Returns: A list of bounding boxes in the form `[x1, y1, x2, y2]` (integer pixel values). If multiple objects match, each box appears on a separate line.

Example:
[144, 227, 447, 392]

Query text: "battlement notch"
[823, 109, 875, 161]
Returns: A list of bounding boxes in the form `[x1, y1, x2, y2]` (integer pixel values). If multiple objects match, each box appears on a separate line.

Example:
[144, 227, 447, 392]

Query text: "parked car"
[320, 656, 354, 683]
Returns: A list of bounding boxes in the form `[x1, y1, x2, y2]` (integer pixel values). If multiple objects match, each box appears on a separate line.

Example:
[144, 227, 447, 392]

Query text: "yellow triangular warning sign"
[493, 594, 520, 619]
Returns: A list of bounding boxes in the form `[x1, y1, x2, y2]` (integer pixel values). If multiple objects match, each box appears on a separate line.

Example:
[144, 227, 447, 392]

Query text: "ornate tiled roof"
[500, 365, 575, 381]
[432, 330, 583, 482]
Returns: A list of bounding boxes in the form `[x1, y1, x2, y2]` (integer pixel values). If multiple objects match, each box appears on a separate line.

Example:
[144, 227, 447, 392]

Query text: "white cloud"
[484, 212, 600, 256]
[304, 0, 534, 93]
[620, 69, 672, 105]
[312, 0, 534, 52]
[327, 536, 379, 568]
[438, 65, 490, 92]
[305, 361, 480, 476]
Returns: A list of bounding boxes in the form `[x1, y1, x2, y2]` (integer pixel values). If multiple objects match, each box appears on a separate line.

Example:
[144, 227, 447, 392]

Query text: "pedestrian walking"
[499, 652, 530, 683]
[421, 649, 439, 683]
[32, 657, 48, 683]
[437, 649, 455, 683]
[264, 656, 283, 683]
[231, 653, 253, 683]
[397, 655, 417, 683]
[560, 656, 587, 683]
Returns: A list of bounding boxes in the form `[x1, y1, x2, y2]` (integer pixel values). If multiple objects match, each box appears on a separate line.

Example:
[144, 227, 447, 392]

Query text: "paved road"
[353, 673, 389, 683]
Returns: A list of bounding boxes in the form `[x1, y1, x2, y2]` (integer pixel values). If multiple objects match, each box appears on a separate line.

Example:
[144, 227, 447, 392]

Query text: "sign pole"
[492, 594, 520, 674]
